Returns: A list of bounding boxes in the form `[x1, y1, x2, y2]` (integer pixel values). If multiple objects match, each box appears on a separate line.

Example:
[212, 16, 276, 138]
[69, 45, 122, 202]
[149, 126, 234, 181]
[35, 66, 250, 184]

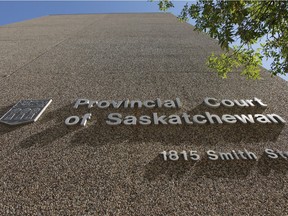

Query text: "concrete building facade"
[0, 13, 288, 215]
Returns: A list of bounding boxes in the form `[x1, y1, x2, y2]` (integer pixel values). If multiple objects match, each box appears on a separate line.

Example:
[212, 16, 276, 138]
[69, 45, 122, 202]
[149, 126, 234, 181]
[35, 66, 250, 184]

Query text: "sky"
[0, 1, 287, 81]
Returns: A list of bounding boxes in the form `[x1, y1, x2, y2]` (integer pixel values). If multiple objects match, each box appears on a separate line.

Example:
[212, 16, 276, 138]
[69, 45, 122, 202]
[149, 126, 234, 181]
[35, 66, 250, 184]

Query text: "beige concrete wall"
[0, 13, 287, 215]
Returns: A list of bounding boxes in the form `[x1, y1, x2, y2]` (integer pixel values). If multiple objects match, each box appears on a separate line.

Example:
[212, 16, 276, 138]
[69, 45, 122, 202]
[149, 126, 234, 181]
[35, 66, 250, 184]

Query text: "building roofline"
[48, 12, 172, 16]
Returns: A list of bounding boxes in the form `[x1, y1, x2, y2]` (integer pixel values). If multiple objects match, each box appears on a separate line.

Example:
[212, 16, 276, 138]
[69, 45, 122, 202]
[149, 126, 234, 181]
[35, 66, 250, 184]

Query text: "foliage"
[157, 0, 288, 79]
[150, 0, 174, 12]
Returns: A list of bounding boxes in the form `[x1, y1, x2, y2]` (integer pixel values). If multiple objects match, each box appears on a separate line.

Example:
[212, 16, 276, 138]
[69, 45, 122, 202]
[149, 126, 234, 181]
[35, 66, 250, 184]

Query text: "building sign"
[0, 97, 285, 127]
[66, 97, 286, 126]
[0, 97, 286, 163]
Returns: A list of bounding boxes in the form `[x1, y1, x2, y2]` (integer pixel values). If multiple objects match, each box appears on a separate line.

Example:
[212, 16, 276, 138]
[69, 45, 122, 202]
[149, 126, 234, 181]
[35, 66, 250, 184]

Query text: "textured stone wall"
[0, 13, 287, 215]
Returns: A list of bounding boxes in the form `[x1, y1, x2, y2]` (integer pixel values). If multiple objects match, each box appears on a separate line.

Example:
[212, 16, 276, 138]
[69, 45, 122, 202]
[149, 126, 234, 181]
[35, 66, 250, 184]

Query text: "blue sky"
[0, 1, 188, 25]
[0, 1, 286, 81]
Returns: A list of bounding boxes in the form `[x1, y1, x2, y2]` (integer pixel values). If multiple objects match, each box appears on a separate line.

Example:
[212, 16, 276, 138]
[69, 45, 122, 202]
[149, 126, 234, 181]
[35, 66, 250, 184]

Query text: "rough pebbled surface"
[0, 13, 288, 215]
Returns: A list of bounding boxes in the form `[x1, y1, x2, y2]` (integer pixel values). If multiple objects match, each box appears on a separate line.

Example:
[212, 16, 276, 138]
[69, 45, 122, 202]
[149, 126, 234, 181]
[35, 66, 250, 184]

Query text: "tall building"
[0, 13, 287, 215]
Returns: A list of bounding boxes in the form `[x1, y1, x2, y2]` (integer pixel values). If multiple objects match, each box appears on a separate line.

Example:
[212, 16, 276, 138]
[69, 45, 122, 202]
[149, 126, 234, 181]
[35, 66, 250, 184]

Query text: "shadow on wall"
[70, 103, 284, 147]
[2, 103, 285, 181]
[257, 152, 288, 176]
[16, 105, 80, 149]
[15, 102, 285, 149]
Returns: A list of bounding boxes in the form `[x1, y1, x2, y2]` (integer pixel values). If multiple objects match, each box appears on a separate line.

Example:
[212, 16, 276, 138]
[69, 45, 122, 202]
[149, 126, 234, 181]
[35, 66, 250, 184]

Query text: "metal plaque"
[0, 99, 52, 125]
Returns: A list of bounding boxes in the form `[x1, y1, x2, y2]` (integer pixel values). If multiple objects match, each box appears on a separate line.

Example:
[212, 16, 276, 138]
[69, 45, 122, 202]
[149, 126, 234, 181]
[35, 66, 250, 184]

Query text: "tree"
[156, 0, 288, 79]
